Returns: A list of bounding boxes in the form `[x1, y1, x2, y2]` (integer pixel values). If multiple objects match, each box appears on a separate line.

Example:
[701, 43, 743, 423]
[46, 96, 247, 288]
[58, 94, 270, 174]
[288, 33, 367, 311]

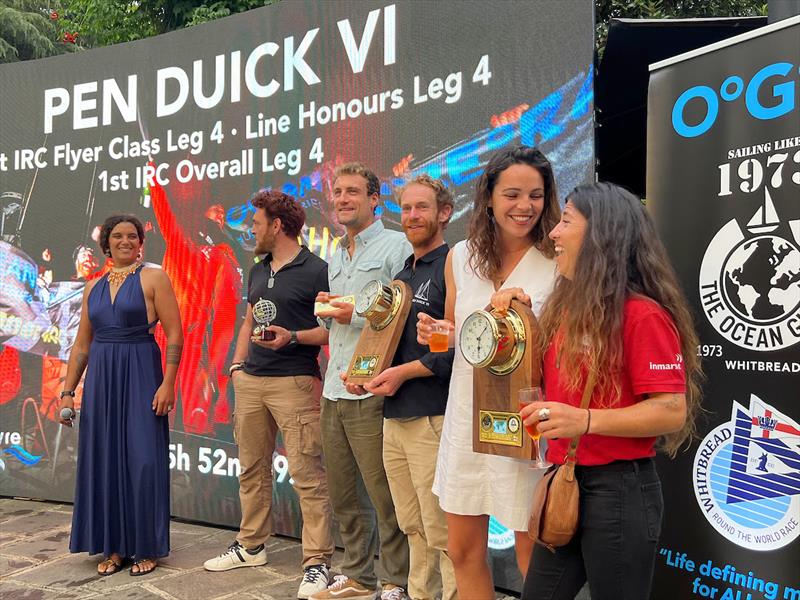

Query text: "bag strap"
[563, 368, 597, 477]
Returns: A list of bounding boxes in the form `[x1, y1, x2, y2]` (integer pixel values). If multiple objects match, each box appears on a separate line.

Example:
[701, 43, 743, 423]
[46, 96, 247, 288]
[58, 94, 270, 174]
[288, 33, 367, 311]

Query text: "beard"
[253, 233, 275, 255]
[402, 218, 439, 247]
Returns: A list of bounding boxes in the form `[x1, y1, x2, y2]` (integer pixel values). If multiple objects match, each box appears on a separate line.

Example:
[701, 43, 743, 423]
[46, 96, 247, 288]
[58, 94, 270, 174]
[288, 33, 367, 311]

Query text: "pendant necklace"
[107, 261, 141, 286]
[268, 247, 301, 288]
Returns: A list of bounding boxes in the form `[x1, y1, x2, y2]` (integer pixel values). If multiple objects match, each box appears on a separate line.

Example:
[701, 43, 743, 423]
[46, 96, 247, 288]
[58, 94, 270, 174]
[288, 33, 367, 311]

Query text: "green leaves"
[595, 0, 768, 57]
[1, 0, 281, 61]
[0, 0, 67, 62]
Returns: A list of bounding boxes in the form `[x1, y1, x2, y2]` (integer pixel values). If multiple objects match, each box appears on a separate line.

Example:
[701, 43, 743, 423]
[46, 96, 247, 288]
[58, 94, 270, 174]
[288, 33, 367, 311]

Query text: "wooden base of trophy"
[473, 300, 542, 460]
[346, 280, 412, 385]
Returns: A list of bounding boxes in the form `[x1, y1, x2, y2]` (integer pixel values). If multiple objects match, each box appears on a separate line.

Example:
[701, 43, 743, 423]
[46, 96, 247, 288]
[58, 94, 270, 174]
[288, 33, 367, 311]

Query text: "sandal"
[129, 558, 157, 576]
[97, 555, 127, 577]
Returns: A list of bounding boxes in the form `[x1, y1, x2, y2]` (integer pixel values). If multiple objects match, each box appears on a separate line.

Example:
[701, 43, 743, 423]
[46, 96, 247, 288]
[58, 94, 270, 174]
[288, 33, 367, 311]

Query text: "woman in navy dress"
[59, 214, 183, 576]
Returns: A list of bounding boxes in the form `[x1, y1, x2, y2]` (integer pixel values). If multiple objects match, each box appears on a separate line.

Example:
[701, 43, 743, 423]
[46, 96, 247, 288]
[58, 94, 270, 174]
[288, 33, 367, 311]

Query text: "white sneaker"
[203, 541, 267, 571]
[380, 585, 406, 600]
[308, 575, 375, 599]
[297, 564, 330, 599]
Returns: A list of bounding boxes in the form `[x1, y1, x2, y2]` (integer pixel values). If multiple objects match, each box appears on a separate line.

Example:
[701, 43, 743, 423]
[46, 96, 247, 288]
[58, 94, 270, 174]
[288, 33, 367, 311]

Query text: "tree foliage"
[1, 0, 279, 60]
[55, 0, 277, 49]
[596, 0, 768, 55]
[0, 0, 77, 63]
[3, 0, 770, 63]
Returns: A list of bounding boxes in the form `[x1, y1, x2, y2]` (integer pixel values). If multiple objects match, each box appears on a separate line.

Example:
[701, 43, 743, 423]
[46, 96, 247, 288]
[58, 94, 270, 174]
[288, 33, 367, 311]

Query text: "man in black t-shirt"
[344, 175, 456, 600]
[203, 190, 334, 600]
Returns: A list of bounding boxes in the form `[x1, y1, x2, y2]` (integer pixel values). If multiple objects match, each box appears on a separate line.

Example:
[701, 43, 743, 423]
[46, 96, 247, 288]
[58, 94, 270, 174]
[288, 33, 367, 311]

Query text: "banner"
[647, 16, 799, 600]
[0, 0, 594, 590]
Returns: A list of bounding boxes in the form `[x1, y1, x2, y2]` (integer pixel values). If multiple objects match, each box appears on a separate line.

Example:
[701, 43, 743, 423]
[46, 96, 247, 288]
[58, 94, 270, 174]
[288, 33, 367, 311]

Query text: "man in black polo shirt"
[203, 190, 334, 600]
[344, 175, 456, 600]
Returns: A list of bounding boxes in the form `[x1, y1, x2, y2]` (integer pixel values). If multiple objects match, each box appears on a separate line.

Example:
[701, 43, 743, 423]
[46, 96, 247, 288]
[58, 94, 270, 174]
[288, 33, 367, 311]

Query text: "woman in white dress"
[418, 146, 560, 598]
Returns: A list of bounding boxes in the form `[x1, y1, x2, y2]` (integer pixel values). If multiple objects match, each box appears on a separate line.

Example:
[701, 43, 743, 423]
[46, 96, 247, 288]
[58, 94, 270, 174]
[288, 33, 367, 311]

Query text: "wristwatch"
[60, 390, 76, 399]
[229, 362, 245, 375]
[288, 331, 298, 346]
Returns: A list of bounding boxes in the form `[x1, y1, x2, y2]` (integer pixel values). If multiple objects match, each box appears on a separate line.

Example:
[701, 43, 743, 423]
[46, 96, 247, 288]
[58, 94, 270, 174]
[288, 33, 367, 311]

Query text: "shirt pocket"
[355, 260, 384, 276]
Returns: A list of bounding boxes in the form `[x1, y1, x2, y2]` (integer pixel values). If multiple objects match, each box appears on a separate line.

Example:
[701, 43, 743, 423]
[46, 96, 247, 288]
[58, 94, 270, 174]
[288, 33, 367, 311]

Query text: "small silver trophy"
[252, 298, 277, 341]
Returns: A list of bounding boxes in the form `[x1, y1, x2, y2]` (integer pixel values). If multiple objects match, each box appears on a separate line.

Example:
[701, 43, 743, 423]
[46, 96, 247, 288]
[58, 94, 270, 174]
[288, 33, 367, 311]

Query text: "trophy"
[345, 279, 412, 385]
[252, 298, 277, 341]
[459, 299, 542, 460]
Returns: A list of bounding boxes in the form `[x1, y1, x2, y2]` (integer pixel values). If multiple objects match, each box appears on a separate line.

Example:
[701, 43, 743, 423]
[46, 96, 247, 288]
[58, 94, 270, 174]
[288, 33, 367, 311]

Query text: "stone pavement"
[0, 498, 521, 600]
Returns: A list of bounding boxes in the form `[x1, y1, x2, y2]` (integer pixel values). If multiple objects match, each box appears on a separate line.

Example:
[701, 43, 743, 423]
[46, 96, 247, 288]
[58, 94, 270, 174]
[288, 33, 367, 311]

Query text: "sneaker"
[298, 564, 330, 599]
[308, 575, 375, 599]
[203, 540, 267, 571]
[380, 584, 406, 600]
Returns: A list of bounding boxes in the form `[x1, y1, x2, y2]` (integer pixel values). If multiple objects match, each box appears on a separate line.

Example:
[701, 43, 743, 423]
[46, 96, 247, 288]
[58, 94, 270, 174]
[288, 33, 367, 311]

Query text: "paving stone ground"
[0, 498, 522, 600]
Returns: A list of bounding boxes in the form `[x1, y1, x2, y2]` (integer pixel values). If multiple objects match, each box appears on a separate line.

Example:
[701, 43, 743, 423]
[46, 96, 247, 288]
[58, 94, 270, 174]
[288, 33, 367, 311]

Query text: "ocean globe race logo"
[692, 395, 800, 551]
[699, 190, 800, 351]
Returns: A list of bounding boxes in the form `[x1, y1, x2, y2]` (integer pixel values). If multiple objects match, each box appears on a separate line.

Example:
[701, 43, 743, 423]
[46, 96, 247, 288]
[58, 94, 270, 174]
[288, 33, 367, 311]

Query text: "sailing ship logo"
[414, 279, 431, 303]
[698, 189, 800, 351]
[692, 394, 800, 551]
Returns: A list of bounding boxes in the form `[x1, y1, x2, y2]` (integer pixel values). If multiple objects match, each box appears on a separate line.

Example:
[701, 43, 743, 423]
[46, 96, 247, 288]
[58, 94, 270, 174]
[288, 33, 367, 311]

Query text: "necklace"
[268, 247, 302, 288]
[107, 262, 141, 286]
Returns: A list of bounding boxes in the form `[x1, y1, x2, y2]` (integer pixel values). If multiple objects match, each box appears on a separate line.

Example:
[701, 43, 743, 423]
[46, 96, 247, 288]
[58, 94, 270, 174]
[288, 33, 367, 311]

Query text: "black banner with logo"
[647, 16, 799, 600]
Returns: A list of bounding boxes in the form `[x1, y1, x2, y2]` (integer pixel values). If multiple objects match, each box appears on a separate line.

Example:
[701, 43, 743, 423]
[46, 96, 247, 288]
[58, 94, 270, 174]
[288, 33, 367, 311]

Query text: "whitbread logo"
[692, 394, 800, 551]
[698, 190, 800, 352]
[649, 354, 683, 371]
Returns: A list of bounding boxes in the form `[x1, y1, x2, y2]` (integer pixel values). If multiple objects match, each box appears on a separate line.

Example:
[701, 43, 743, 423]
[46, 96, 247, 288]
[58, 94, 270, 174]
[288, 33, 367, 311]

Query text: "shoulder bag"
[527, 369, 597, 552]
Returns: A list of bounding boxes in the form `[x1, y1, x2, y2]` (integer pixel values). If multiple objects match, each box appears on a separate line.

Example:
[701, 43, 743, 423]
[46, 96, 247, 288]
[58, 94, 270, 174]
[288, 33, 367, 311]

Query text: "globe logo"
[699, 191, 800, 352]
[722, 235, 800, 326]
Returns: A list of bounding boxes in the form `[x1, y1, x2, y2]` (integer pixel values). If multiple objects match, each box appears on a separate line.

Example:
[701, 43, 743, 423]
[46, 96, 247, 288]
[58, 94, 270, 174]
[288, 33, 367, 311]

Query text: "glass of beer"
[519, 387, 550, 468]
[429, 322, 450, 352]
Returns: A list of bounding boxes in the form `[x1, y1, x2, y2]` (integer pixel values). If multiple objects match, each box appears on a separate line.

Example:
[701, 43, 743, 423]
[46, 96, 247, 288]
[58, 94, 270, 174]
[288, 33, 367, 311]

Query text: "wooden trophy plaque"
[346, 279, 412, 385]
[460, 299, 542, 459]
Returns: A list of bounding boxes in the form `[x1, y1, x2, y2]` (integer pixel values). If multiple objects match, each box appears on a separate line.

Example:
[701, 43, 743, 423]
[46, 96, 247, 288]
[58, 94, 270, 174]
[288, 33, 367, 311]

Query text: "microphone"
[60, 407, 76, 422]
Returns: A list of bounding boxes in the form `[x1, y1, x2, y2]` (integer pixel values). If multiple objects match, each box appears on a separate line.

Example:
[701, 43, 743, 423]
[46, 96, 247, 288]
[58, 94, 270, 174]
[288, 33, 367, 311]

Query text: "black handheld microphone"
[60, 407, 76, 422]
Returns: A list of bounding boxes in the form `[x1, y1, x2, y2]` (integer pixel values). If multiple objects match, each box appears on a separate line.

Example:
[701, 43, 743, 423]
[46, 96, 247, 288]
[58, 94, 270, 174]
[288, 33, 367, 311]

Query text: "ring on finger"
[538, 407, 551, 421]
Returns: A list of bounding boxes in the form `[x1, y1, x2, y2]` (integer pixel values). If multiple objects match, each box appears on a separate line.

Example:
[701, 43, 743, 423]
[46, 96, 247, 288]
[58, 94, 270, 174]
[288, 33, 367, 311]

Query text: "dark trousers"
[522, 458, 663, 600]
[320, 396, 409, 589]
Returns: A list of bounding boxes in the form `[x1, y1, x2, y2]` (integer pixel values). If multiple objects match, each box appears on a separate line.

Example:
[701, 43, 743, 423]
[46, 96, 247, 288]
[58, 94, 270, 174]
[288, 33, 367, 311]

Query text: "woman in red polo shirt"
[518, 182, 702, 600]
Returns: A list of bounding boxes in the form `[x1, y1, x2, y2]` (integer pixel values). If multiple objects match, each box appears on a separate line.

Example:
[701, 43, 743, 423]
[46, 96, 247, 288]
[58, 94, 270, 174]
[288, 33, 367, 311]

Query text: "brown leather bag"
[528, 369, 597, 551]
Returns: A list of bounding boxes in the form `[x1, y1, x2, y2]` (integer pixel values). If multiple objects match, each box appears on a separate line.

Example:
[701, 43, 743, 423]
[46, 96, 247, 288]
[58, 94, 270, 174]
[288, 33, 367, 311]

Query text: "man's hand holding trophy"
[250, 298, 292, 350]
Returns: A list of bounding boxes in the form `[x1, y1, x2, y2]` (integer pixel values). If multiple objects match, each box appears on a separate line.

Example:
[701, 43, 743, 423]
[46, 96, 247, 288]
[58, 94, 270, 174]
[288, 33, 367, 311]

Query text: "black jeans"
[522, 458, 663, 600]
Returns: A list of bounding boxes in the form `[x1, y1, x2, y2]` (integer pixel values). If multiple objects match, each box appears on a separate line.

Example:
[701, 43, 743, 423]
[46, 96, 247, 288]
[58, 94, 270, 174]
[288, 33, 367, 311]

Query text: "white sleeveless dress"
[432, 240, 557, 530]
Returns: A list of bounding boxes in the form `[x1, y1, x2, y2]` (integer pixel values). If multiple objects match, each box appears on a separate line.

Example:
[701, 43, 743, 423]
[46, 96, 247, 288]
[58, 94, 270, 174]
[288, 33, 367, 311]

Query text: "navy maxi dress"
[69, 267, 171, 559]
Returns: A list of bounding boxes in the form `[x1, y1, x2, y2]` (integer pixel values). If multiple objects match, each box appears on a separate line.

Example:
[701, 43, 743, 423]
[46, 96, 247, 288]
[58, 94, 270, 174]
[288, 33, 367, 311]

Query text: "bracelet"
[228, 362, 245, 376]
[583, 408, 592, 435]
[60, 390, 76, 399]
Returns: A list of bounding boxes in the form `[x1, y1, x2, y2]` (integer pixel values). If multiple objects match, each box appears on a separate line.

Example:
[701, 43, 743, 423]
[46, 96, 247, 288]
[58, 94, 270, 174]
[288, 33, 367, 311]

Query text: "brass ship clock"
[345, 279, 412, 385]
[460, 299, 542, 460]
[459, 306, 527, 375]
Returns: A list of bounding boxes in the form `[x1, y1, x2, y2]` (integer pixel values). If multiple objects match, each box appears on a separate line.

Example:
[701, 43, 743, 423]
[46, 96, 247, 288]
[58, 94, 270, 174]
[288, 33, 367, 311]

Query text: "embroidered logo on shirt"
[414, 279, 431, 302]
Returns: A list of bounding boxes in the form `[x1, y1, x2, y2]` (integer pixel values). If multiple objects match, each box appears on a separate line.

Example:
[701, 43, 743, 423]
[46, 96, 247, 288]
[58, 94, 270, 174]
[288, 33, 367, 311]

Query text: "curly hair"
[99, 214, 145, 257]
[466, 146, 559, 281]
[537, 182, 703, 456]
[251, 189, 306, 238]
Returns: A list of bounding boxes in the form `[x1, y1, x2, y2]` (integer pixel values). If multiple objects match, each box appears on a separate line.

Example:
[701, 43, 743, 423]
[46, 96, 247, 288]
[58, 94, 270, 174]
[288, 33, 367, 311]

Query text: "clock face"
[356, 280, 382, 315]
[459, 311, 496, 367]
